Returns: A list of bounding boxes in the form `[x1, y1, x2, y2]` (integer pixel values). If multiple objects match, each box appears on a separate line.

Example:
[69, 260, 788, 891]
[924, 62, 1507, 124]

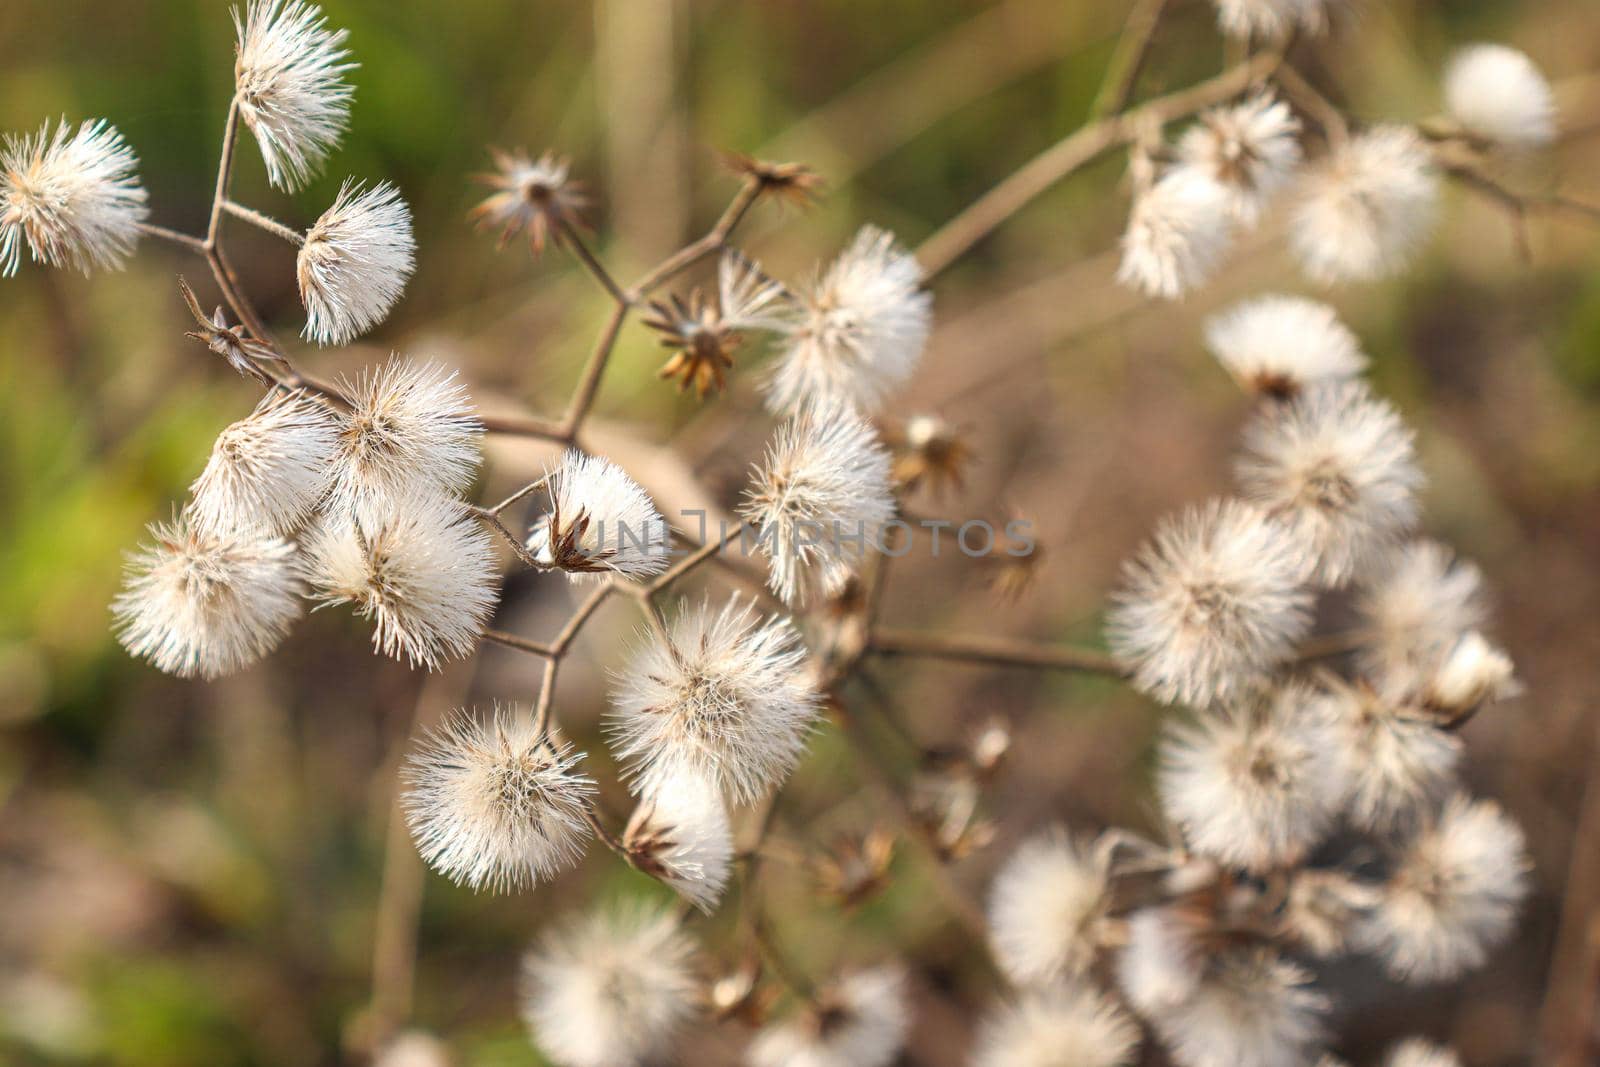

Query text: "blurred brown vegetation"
[2, 1, 1599, 1065]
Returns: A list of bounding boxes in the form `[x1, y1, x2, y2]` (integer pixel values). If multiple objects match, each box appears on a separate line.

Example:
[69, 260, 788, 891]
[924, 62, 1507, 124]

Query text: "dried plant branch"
[222, 199, 307, 246]
[1089, 0, 1169, 120]
[868, 628, 1129, 677]
[481, 629, 557, 658]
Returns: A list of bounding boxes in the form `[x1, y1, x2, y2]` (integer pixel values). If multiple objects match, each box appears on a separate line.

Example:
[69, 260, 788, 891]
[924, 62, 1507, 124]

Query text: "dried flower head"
[471, 149, 587, 255]
[1178, 93, 1303, 225]
[646, 252, 788, 397]
[1152, 948, 1329, 1067]
[178, 278, 284, 384]
[749, 965, 909, 1067]
[1292, 126, 1439, 285]
[1416, 630, 1518, 714]
[233, 1, 355, 191]
[740, 400, 896, 607]
[623, 766, 734, 912]
[401, 705, 596, 891]
[329, 358, 483, 513]
[1385, 1038, 1462, 1067]
[608, 596, 820, 804]
[1118, 907, 1208, 1017]
[113, 514, 302, 679]
[1314, 679, 1462, 832]
[520, 905, 698, 1067]
[1107, 498, 1313, 707]
[1204, 294, 1367, 399]
[987, 829, 1112, 986]
[1359, 794, 1529, 982]
[1280, 869, 1381, 957]
[813, 828, 897, 909]
[1159, 685, 1345, 873]
[297, 180, 416, 345]
[1236, 382, 1422, 586]
[1212, 0, 1328, 38]
[1, 117, 147, 276]
[721, 152, 825, 208]
[1117, 167, 1235, 300]
[764, 225, 931, 416]
[302, 494, 498, 669]
[527, 450, 669, 581]
[1444, 44, 1556, 152]
[190, 390, 339, 536]
[882, 414, 972, 495]
[1355, 541, 1488, 682]
[972, 986, 1141, 1067]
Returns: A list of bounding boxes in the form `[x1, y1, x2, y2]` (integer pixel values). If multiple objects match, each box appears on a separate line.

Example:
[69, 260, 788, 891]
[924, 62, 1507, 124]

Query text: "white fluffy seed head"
[1444, 45, 1556, 152]
[749, 965, 909, 1067]
[297, 180, 416, 345]
[113, 514, 302, 679]
[1385, 1038, 1462, 1067]
[972, 986, 1140, 1067]
[520, 904, 699, 1067]
[1212, 0, 1327, 39]
[623, 766, 734, 913]
[1, 118, 148, 277]
[609, 597, 820, 804]
[1415, 630, 1518, 714]
[189, 390, 340, 536]
[1117, 168, 1235, 300]
[1292, 126, 1439, 285]
[1236, 382, 1422, 587]
[1313, 681, 1462, 833]
[740, 400, 895, 608]
[1152, 948, 1330, 1067]
[1117, 908, 1207, 1017]
[1355, 540, 1488, 682]
[764, 225, 931, 416]
[302, 493, 498, 669]
[1178, 93, 1303, 226]
[987, 828, 1111, 986]
[1158, 685, 1345, 873]
[527, 450, 669, 581]
[1107, 498, 1314, 708]
[1204, 294, 1367, 398]
[401, 706, 596, 892]
[1281, 868, 1382, 957]
[233, 1, 355, 191]
[328, 358, 483, 514]
[1359, 794, 1530, 983]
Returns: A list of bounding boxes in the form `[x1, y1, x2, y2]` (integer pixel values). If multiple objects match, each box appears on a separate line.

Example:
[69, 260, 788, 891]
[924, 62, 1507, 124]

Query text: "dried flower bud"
[1418, 631, 1518, 715]
[471, 149, 587, 255]
[883, 414, 972, 495]
[1, 117, 147, 276]
[1178, 92, 1302, 226]
[987, 828, 1112, 986]
[721, 152, 824, 208]
[813, 828, 896, 909]
[1280, 869, 1381, 956]
[178, 278, 284, 384]
[646, 253, 788, 397]
[1117, 167, 1235, 300]
[233, 1, 355, 191]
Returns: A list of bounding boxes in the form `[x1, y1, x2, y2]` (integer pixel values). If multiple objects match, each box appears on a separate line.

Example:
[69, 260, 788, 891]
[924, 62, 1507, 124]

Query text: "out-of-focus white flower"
[987, 828, 1111, 986]
[113, 514, 302, 679]
[1281, 869, 1381, 957]
[1359, 794, 1529, 982]
[1236, 382, 1422, 587]
[749, 965, 909, 1067]
[1355, 540, 1488, 681]
[302, 493, 498, 669]
[740, 400, 895, 607]
[527, 450, 669, 581]
[297, 180, 416, 345]
[609, 596, 820, 804]
[1153, 948, 1329, 1067]
[1204, 294, 1367, 398]
[1117, 168, 1235, 300]
[623, 766, 734, 912]
[1158, 685, 1344, 873]
[190, 390, 339, 536]
[764, 225, 931, 416]
[1292, 126, 1439, 285]
[719, 250, 791, 332]
[233, 0, 355, 191]
[401, 705, 595, 892]
[521, 905, 698, 1067]
[1212, 0, 1328, 38]
[1, 118, 147, 276]
[471, 149, 587, 255]
[1417, 630, 1518, 713]
[1385, 1038, 1462, 1067]
[1314, 680, 1461, 832]
[1107, 498, 1313, 707]
[1118, 908, 1206, 1017]
[328, 359, 482, 513]
[1444, 45, 1556, 152]
[972, 985, 1140, 1067]
[373, 1031, 452, 1067]
[1178, 93, 1302, 225]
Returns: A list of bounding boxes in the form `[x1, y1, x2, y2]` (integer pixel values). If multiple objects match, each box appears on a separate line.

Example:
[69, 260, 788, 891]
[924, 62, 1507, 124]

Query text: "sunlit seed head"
[623, 765, 733, 913]
[1291, 126, 1439, 285]
[520, 904, 699, 1067]
[401, 705, 596, 891]
[233, 1, 355, 191]
[190, 390, 340, 537]
[972, 985, 1140, 1067]
[1204, 294, 1367, 398]
[1212, 0, 1329, 38]
[987, 828, 1112, 986]
[1152, 948, 1329, 1067]
[1415, 630, 1518, 714]
[1, 118, 147, 277]
[297, 180, 416, 345]
[1117, 167, 1235, 300]
[1117, 907, 1208, 1018]
[1313, 679, 1461, 833]
[749, 965, 910, 1067]
[1355, 540, 1488, 682]
[112, 513, 302, 679]
[1178, 93, 1302, 226]
[1444, 44, 1556, 152]
[527, 450, 669, 581]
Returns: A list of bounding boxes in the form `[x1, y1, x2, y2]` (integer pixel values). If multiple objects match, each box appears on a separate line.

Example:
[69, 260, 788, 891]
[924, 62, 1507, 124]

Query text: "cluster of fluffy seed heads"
[297, 180, 417, 345]
[1211, 0, 1329, 39]
[1, 118, 148, 276]
[233, 0, 355, 191]
[527, 450, 669, 581]
[401, 706, 596, 891]
[987, 829, 1112, 986]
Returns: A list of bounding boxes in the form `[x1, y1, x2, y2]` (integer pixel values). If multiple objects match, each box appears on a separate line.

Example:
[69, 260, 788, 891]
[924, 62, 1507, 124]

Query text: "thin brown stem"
[533, 657, 560, 737]
[207, 95, 242, 249]
[559, 302, 629, 435]
[558, 218, 630, 305]
[1272, 63, 1349, 148]
[223, 200, 307, 246]
[484, 473, 554, 517]
[1089, 0, 1169, 120]
[868, 628, 1129, 677]
[552, 582, 619, 655]
[136, 221, 208, 253]
[650, 521, 746, 594]
[481, 629, 557, 659]
[469, 505, 545, 570]
[479, 411, 571, 442]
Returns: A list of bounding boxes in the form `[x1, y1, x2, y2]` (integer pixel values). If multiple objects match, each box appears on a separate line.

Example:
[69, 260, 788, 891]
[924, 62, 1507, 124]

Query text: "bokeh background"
[3, 1, 1599, 1065]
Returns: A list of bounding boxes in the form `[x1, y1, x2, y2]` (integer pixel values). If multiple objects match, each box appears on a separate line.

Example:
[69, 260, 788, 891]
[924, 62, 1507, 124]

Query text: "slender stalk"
[868, 628, 1129, 677]
[558, 218, 630, 305]
[481, 629, 557, 658]
[478, 411, 571, 442]
[136, 221, 208, 253]
[1272, 63, 1349, 148]
[223, 200, 307, 246]
[559, 302, 629, 434]
[552, 582, 619, 655]
[532, 657, 560, 737]
[484, 473, 554, 517]
[1089, 0, 1169, 120]
[207, 95, 242, 249]
[469, 505, 545, 570]
[649, 521, 746, 594]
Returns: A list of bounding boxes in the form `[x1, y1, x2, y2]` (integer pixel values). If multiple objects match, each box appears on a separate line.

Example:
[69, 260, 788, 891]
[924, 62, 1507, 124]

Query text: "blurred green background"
[3, 1, 1600, 1065]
